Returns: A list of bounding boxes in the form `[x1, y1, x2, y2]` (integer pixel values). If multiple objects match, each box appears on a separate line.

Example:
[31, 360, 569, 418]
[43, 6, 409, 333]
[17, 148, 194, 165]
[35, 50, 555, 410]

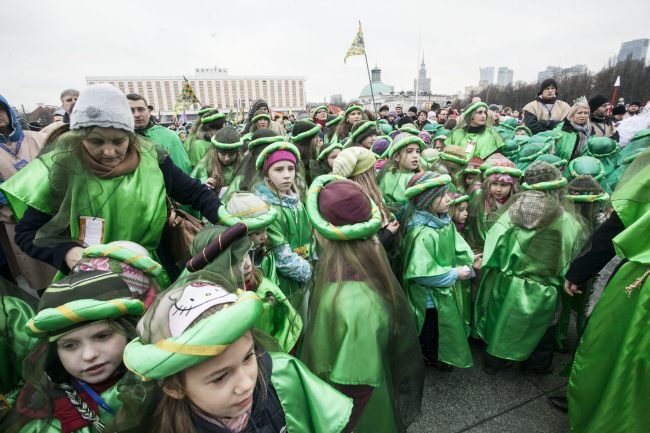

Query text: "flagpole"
[609, 76, 620, 116]
[360, 21, 377, 116]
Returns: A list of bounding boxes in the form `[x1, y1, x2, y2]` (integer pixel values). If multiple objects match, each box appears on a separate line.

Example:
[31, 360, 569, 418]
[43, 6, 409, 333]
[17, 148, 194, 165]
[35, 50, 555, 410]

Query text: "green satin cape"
[568, 159, 650, 433]
[255, 278, 303, 353]
[300, 281, 423, 433]
[474, 211, 584, 360]
[402, 224, 474, 368]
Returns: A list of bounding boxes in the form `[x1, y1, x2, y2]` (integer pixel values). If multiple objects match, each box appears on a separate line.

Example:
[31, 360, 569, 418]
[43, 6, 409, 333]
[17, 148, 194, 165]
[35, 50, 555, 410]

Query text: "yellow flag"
[344, 23, 366, 63]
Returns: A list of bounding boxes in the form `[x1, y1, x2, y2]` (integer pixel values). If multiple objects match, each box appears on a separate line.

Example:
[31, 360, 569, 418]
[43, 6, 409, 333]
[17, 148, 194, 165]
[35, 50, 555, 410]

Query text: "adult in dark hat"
[522, 78, 571, 134]
[378, 105, 389, 120]
[588, 95, 619, 140]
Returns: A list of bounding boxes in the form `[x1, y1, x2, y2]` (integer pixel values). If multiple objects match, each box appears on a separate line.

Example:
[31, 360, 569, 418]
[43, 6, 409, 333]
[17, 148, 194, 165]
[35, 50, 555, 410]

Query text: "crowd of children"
[0, 84, 649, 433]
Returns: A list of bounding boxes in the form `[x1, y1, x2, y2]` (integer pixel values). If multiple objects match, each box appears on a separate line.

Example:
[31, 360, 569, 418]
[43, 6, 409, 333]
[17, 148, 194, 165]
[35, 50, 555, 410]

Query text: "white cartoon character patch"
[168, 282, 237, 337]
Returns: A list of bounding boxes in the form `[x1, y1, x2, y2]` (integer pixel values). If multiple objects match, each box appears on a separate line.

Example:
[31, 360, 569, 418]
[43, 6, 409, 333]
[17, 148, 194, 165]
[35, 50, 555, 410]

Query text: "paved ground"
[408, 327, 575, 433]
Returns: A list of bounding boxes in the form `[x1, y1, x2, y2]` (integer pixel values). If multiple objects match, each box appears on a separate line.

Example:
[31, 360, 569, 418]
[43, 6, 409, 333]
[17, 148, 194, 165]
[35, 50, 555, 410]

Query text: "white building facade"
[86, 67, 306, 116]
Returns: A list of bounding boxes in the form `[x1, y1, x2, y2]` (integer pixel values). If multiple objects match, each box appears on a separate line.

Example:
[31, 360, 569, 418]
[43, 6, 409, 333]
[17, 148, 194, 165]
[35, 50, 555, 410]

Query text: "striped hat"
[332, 147, 376, 178]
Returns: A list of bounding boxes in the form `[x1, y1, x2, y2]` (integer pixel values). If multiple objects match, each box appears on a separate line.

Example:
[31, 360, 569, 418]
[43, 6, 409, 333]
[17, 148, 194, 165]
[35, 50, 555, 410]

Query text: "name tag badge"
[13, 159, 28, 171]
[79, 217, 105, 246]
[465, 141, 475, 156]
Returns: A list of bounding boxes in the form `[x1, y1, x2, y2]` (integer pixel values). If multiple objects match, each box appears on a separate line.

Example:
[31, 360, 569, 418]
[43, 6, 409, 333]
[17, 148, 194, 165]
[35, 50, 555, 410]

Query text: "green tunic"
[568, 156, 650, 433]
[187, 139, 212, 167]
[1, 296, 36, 416]
[474, 211, 584, 360]
[403, 223, 474, 368]
[378, 170, 416, 220]
[142, 124, 192, 174]
[300, 281, 423, 433]
[446, 127, 504, 159]
[0, 142, 168, 255]
[553, 122, 587, 162]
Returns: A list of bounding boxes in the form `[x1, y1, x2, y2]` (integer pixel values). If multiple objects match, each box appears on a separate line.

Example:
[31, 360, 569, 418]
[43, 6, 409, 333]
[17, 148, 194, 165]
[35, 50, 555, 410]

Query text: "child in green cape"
[474, 161, 585, 375]
[300, 176, 424, 433]
[191, 126, 243, 198]
[187, 109, 226, 167]
[252, 143, 313, 304]
[466, 156, 522, 251]
[124, 273, 353, 433]
[378, 133, 425, 222]
[2, 271, 146, 433]
[448, 192, 473, 327]
[402, 172, 479, 371]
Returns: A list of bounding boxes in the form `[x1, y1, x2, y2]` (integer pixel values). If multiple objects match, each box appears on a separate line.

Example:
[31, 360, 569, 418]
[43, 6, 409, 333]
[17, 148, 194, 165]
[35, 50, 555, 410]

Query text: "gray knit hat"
[524, 161, 561, 185]
[70, 84, 134, 132]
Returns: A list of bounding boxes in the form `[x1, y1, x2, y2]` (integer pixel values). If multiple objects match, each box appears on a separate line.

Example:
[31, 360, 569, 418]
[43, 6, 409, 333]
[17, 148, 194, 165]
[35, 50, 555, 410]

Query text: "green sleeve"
[0, 157, 53, 219]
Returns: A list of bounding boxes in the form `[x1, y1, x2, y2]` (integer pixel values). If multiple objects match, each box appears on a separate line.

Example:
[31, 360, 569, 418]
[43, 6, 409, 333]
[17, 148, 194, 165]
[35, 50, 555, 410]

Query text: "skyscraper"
[617, 38, 650, 65]
[413, 58, 431, 94]
[497, 67, 514, 87]
[479, 67, 495, 87]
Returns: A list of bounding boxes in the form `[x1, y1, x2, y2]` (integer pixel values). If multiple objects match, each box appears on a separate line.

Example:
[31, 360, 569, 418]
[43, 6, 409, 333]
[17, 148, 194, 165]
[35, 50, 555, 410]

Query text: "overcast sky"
[2, 0, 648, 110]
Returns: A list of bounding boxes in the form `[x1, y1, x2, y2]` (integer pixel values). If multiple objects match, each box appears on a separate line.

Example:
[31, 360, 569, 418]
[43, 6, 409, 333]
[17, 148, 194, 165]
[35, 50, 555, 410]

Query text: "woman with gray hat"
[0, 84, 223, 283]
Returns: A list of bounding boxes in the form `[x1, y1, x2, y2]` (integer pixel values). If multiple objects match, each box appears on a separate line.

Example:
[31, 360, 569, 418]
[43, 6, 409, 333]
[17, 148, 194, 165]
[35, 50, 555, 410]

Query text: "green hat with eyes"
[317, 142, 344, 161]
[255, 141, 301, 172]
[219, 192, 278, 231]
[306, 175, 382, 241]
[123, 274, 263, 380]
[388, 134, 426, 158]
[28, 271, 145, 337]
[313, 105, 328, 116]
[449, 193, 470, 206]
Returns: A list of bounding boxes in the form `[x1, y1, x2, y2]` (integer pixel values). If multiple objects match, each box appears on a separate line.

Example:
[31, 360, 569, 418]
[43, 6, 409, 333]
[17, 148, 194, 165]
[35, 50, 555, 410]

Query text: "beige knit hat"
[332, 147, 377, 178]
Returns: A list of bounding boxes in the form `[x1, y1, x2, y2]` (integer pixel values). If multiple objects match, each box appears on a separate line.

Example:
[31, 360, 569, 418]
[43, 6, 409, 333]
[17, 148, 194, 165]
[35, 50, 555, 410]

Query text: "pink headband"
[263, 150, 297, 173]
[489, 173, 516, 184]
